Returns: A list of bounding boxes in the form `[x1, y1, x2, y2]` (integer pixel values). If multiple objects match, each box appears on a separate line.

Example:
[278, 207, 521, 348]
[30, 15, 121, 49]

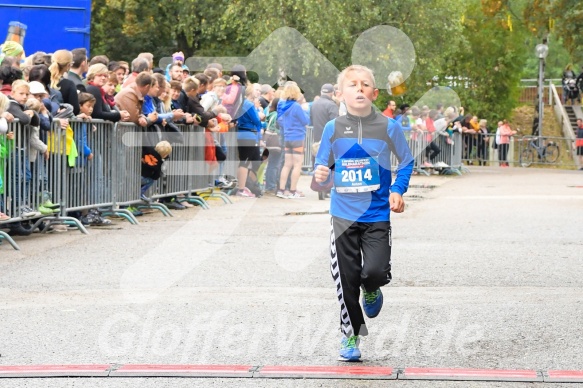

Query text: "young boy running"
[314, 65, 414, 361]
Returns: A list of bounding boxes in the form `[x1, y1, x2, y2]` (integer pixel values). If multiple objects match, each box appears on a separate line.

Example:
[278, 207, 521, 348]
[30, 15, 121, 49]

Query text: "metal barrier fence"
[519, 79, 562, 105]
[1, 119, 235, 250]
[301, 125, 464, 175]
[1, 119, 87, 250]
[459, 132, 578, 168]
[142, 124, 234, 208]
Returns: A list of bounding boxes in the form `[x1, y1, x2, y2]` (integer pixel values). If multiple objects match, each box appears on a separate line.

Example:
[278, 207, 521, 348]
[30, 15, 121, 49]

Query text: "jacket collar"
[345, 108, 378, 124]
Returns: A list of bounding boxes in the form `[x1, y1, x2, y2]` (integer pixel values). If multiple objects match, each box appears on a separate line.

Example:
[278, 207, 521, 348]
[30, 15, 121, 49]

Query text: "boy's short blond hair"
[213, 78, 227, 87]
[155, 140, 172, 158]
[182, 76, 200, 93]
[11, 80, 30, 92]
[282, 82, 301, 101]
[337, 65, 376, 91]
[25, 98, 43, 113]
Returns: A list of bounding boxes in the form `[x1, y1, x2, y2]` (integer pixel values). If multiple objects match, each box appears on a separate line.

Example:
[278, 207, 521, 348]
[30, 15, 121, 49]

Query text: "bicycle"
[519, 136, 560, 167]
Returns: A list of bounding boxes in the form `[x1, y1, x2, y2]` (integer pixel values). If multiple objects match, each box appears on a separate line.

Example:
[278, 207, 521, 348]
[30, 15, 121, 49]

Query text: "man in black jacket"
[310, 83, 339, 144]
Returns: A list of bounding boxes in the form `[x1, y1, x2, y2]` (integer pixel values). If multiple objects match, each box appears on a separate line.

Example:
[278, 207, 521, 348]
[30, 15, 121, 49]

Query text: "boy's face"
[80, 101, 94, 116]
[171, 88, 181, 101]
[213, 83, 226, 97]
[339, 70, 378, 115]
[11, 87, 29, 105]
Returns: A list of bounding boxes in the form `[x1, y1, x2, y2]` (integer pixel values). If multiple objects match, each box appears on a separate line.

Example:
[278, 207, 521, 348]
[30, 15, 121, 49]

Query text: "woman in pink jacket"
[497, 120, 516, 167]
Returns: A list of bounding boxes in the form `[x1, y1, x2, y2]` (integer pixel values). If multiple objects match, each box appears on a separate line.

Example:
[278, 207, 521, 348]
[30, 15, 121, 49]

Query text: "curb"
[1, 364, 582, 381]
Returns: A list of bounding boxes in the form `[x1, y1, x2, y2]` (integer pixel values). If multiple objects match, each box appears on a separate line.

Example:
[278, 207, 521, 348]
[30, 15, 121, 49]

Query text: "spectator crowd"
[0, 41, 518, 236]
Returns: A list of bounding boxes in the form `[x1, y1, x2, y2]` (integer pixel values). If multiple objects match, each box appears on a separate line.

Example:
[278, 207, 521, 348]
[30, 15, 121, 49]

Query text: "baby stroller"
[564, 78, 581, 105]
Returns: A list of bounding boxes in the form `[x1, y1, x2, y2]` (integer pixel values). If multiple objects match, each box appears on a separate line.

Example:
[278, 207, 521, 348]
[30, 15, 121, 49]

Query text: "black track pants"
[330, 216, 392, 337]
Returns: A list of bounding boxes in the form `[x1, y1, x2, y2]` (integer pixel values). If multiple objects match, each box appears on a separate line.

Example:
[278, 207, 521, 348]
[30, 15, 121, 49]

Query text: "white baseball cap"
[29, 81, 48, 95]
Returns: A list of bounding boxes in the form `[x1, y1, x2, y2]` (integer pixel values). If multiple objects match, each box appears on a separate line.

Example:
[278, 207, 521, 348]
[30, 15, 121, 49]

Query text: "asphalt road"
[1, 167, 582, 387]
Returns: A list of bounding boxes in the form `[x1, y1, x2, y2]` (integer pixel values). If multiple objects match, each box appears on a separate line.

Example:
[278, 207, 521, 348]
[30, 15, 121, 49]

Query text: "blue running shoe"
[338, 335, 361, 362]
[362, 288, 383, 318]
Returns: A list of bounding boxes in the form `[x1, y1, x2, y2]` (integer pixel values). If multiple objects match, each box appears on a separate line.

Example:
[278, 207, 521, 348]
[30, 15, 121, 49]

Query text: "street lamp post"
[536, 42, 549, 144]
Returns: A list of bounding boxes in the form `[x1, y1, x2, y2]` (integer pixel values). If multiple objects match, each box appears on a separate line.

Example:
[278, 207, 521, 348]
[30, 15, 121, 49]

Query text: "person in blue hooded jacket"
[276, 82, 309, 199]
[235, 86, 262, 197]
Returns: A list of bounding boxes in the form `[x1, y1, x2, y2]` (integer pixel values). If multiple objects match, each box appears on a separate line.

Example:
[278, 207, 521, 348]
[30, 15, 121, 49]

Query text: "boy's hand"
[184, 113, 194, 124]
[389, 193, 405, 213]
[60, 119, 69, 129]
[77, 113, 90, 120]
[88, 153, 94, 161]
[138, 117, 148, 127]
[43, 150, 50, 160]
[314, 165, 330, 183]
[24, 110, 35, 117]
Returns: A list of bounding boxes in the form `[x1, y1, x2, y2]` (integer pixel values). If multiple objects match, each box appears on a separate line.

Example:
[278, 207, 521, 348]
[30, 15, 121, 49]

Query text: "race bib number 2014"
[334, 157, 380, 193]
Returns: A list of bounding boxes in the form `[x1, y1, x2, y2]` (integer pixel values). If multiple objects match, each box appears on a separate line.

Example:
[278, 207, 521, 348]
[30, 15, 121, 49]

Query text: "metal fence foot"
[60, 217, 90, 234]
[210, 191, 233, 204]
[0, 231, 20, 250]
[198, 189, 232, 204]
[415, 168, 431, 176]
[30, 216, 89, 235]
[137, 203, 173, 217]
[107, 209, 140, 224]
[186, 195, 210, 209]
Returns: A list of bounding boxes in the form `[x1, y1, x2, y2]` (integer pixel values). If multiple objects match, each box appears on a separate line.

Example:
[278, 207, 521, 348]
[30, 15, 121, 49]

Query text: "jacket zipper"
[358, 117, 363, 144]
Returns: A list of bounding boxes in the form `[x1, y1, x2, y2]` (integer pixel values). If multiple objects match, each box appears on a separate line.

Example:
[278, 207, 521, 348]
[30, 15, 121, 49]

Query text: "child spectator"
[28, 81, 53, 142]
[7, 80, 42, 220]
[76, 92, 95, 160]
[73, 92, 112, 226]
[24, 97, 61, 217]
[141, 140, 172, 201]
[314, 65, 413, 362]
[0, 93, 13, 220]
[24, 98, 50, 163]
